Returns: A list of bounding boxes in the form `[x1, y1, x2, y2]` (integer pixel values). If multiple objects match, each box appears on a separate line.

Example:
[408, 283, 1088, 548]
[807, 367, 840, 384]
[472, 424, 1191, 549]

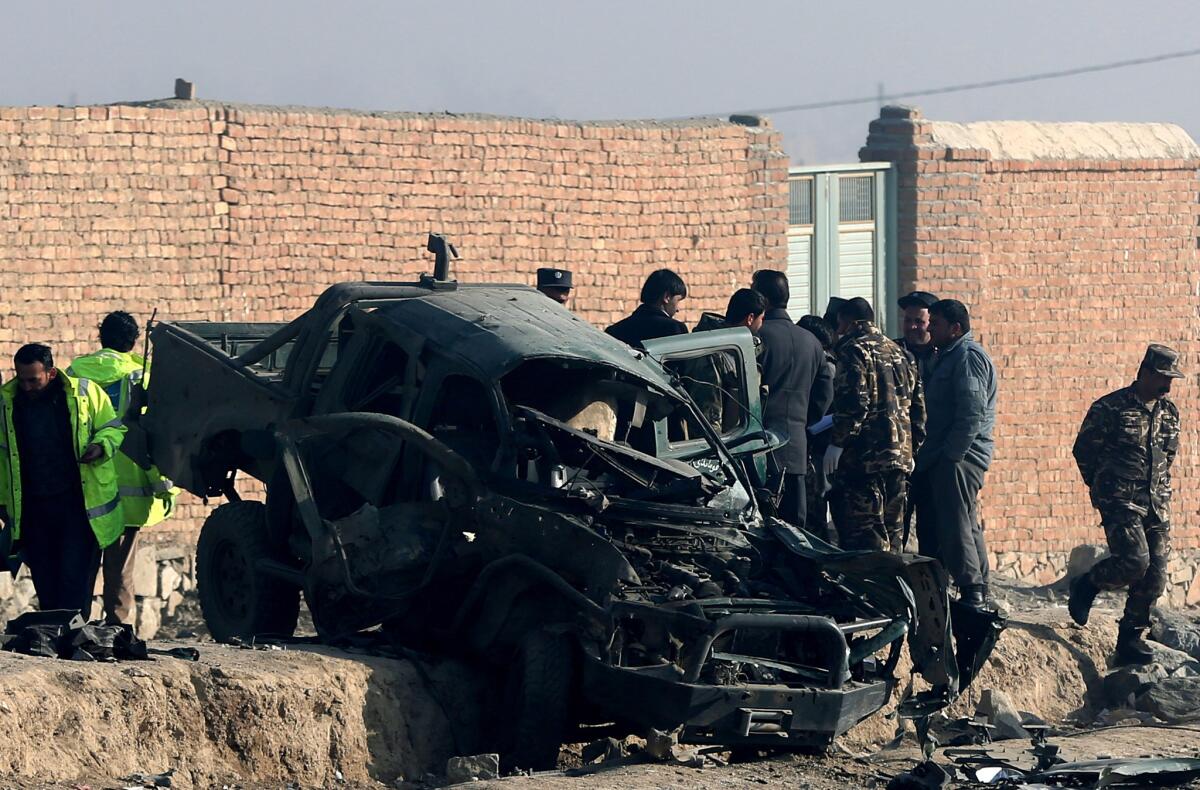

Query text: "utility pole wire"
[672, 46, 1200, 118]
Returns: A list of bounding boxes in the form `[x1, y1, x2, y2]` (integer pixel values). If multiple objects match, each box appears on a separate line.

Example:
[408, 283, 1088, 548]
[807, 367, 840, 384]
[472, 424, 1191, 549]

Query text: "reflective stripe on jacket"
[0, 371, 127, 548]
[68, 349, 176, 528]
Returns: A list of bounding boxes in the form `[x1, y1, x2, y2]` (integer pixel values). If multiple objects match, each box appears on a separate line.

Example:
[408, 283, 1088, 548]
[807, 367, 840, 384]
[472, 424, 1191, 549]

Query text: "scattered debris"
[886, 760, 948, 789]
[580, 737, 624, 764]
[975, 689, 1030, 741]
[444, 754, 499, 783]
[120, 767, 174, 788]
[638, 728, 706, 768]
[3, 610, 147, 661]
[1038, 756, 1200, 787]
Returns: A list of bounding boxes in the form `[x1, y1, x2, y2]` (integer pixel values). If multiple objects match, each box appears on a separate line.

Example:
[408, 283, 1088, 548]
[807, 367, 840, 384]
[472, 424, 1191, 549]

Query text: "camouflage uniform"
[828, 321, 926, 551]
[1073, 385, 1180, 629]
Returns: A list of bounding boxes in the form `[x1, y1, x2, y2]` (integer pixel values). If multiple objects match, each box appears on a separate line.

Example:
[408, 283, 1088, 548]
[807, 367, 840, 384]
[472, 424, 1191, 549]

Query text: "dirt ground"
[0, 581, 1197, 789]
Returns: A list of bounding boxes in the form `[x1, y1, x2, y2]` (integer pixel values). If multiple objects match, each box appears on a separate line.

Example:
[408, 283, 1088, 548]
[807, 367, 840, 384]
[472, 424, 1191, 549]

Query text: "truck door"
[641, 328, 775, 474]
[312, 308, 425, 420]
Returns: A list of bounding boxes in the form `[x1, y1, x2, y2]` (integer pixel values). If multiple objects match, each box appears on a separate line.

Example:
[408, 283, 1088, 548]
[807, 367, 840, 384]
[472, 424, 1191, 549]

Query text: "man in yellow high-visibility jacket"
[0, 343, 126, 615]
[69, 311, 176, 625]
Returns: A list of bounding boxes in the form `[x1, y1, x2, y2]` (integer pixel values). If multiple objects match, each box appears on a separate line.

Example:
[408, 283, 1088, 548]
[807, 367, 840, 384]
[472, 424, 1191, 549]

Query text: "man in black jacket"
[606, 269, 689, 349]
[752, 270, 835, 527]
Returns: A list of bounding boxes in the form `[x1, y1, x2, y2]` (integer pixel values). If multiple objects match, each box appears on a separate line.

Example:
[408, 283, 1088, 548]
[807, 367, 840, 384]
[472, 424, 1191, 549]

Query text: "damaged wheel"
[500, 631, 575, 772]
[197, 501, 300, 643]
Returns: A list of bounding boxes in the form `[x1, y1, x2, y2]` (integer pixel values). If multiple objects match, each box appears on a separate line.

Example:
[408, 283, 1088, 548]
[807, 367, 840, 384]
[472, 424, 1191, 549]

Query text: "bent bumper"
[581, 656, 891, 749]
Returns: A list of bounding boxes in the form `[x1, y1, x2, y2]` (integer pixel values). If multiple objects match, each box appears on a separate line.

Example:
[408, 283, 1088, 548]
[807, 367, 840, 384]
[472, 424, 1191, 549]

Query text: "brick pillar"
[859, 105, 989, 307]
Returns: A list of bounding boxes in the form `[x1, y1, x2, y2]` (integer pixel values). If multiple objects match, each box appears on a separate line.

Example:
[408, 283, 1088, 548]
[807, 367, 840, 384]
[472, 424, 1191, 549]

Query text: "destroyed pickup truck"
[138, 237, 1001, 770]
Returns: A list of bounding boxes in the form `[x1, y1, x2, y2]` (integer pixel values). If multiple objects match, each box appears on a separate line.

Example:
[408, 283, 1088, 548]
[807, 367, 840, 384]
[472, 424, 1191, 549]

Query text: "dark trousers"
[806, 431, 837, 544]
[102, 526, 140, 625]
[20, 491, 101, 615]
[831, 469, 908, 552]
[1087, 509, 1170, 629]
[913, 459, 990, 590]
[778, 473, 808, 529]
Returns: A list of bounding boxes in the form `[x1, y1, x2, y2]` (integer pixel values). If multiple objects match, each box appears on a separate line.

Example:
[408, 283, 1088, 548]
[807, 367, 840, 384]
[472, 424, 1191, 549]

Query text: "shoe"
[959, 584, 989, 610]
[1068, 574, 1099, 626]
[1115, 626, 1154, 666]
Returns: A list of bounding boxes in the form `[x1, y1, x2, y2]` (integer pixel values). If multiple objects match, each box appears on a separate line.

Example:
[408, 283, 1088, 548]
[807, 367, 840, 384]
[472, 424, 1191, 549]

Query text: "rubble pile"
[1090, 608, 1200, 725]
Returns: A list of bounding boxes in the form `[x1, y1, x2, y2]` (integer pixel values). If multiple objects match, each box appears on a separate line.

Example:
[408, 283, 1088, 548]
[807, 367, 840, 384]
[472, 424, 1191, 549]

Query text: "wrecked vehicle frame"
[138, 237, 1002, 769]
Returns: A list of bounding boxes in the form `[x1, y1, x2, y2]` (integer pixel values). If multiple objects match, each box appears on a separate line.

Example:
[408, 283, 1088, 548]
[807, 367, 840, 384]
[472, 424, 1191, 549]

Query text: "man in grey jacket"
[912, 299, 997, 609]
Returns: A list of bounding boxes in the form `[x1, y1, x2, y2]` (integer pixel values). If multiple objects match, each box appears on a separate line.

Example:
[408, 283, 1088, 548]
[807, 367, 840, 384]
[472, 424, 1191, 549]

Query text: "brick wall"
[862, 106, 1200, 602]
[0, 101, 789, 541]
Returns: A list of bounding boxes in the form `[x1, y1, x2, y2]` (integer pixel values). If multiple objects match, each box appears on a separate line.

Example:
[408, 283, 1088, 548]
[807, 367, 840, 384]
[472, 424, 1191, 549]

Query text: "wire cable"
[671, 46, 1200, 118]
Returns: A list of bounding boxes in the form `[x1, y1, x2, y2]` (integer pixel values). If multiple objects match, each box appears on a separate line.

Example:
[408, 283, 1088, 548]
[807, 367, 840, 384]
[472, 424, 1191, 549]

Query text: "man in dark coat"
[606, 269, 689, 349]
[751, 270, 834, 527]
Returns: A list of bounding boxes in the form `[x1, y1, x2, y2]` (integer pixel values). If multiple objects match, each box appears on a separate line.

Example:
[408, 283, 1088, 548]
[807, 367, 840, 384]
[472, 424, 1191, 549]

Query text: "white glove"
[823, 445, 844, 479]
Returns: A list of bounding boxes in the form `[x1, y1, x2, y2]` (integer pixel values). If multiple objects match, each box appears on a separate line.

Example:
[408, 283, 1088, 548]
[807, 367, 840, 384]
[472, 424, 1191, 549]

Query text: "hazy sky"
[4, 1, 1199, 164]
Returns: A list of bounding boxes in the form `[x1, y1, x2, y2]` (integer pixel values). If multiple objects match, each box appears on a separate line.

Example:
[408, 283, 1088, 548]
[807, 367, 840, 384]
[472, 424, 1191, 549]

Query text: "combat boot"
[1068, 574, 1099, 626]
[1115, 626, 1154, 666]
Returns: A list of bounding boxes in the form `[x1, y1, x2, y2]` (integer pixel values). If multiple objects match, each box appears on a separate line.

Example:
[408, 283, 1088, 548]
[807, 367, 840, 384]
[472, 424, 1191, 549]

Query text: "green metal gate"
[786, 163, 896, 332]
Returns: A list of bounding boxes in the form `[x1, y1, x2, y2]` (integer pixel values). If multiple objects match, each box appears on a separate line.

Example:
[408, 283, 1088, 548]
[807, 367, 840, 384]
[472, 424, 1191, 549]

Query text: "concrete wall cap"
[8, 98, 752, 131]
[926, 120, 1200, 161]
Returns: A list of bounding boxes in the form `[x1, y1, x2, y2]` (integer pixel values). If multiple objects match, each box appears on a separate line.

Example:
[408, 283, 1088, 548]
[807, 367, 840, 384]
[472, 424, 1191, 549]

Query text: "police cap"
[536, 268, 573, 289]
[897, 290, 938, 310]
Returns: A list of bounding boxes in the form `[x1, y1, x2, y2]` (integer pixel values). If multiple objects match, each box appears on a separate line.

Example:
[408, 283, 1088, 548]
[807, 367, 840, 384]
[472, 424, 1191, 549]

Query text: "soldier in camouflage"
[822, 298, 926, 551]
[1069, 344, 1183, 666]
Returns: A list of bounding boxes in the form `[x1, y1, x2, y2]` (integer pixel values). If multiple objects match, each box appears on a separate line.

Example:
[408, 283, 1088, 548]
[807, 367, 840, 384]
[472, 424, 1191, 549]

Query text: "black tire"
[501, 631, 575, 772]
[197, 501, 300, 643]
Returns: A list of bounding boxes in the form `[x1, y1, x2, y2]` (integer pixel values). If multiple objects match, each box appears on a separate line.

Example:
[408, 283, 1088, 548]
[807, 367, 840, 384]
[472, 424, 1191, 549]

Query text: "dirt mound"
[0, 641, 484, 788]
[840, 600, 1119, 750]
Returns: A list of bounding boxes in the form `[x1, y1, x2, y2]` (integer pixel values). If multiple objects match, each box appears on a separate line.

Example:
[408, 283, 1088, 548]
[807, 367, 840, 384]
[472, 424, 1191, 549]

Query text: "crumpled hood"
[68, 349, 144, 386]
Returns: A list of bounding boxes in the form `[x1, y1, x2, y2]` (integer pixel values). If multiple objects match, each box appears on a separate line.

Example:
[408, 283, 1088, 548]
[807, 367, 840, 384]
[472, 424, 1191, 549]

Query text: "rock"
[132, 550, 157, 597]
[1186, 573, 1200, 607]
[444, 754, 499, 783]
[0, 573, 13, 600]
[159, 564, 182, 598]
[974, 688, 1029, 741]
[1151, 608, 1200, 661]
[155, 544, 188, 562]
[1065, 545, 1108, 582]
[1135, 676, 1200, 723]
[1146, 641, 1200, 675]
[88, 596, 104, 623]
[643, 728, 677, 761]
[1102, 665, 1168, 708]
[581, 738, 623, 764]
[13, 575, 37, 612]
[166, 591, 184, 618]
[136, 597, 162, 640]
